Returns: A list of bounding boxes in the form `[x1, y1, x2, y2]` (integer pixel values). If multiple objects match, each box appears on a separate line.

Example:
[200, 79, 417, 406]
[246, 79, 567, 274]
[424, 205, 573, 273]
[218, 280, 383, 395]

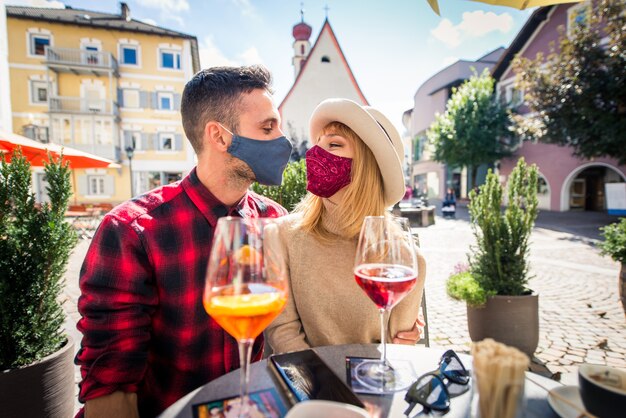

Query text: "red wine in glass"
[354, 263, 417, 310]
[353, 216, 418, 393]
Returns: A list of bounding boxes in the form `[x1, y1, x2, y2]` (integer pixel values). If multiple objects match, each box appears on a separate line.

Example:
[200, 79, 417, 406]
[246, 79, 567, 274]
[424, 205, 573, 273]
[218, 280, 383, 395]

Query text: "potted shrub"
[0, 149, 77, 417]
[447, 158, 539, 356]
[598, 218, 626, 315]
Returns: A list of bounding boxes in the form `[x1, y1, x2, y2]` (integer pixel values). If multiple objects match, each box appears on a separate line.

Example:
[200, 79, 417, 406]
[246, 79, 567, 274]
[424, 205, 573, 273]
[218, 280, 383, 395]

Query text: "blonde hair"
[295, 122, 387, 241]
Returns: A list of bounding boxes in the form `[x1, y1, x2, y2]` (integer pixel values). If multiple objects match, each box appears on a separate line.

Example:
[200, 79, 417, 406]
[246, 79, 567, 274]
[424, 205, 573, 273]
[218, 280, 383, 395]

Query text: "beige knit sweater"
[266, 200, 426, 354]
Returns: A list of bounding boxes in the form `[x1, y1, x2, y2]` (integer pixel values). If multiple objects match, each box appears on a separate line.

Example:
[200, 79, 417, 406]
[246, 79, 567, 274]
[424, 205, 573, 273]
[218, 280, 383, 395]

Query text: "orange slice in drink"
[234, 244, 261, 265]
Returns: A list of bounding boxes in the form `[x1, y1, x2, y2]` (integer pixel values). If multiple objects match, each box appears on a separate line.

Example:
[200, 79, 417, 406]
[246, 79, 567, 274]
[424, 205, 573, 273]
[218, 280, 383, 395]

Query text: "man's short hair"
[181, 65, 273, 154]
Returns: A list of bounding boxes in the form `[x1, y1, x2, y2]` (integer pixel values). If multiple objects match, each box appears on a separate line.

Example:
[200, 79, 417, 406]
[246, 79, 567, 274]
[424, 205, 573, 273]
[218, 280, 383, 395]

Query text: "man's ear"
[204, 121, 230, 151]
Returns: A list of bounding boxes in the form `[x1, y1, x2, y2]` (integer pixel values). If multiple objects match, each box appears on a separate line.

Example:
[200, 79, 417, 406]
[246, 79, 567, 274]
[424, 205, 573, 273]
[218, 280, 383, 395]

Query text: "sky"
[7, 0, 536, 133]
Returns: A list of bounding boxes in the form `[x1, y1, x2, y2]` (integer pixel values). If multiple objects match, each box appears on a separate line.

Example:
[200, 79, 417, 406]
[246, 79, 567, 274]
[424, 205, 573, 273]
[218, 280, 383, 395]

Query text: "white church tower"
[279, 11, 368, 150]
[292, 8, 312, 79]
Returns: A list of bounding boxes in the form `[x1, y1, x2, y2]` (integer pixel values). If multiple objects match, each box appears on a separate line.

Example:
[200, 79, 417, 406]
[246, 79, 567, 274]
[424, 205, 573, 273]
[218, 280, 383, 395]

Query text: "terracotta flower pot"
[467, 294, 539, 357]
[0, 336, 75, 418]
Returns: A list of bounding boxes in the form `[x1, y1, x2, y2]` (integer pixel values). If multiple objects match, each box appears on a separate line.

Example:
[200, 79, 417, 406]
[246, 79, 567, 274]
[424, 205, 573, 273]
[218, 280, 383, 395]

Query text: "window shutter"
[77, 175, 88, 195]
[133, 132, 142, 150]
[151, 92, 158, 109]
[104, 176, 115, 196]
[140, 90, 150, 108]
[117, 88, 124, 108]
[150, 133, 158, 150]
[123, 131, 132, 149]
[23, 125, 35, 140]
[137, 133, 150, 151]
[173, 93, 181, 111]
[174, 134, 183, 151]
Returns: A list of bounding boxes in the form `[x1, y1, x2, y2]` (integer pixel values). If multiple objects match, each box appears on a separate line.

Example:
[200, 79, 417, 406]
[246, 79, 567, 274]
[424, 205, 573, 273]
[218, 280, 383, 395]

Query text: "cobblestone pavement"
[417, 208, 625, 386]
[62, 209, 626, 410]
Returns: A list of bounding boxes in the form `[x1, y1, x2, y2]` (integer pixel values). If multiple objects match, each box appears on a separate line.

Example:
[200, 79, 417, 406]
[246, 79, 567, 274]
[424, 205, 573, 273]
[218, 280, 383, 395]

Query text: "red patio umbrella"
[0, 130, 120, 169]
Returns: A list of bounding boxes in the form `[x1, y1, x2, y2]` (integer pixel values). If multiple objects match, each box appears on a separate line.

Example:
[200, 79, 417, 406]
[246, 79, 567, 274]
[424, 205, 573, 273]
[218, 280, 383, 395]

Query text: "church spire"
[292, 4, 312, 79]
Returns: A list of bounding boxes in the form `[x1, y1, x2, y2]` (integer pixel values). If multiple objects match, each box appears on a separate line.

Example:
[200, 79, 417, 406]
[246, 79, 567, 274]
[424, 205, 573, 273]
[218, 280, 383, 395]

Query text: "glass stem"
[238, 339, 254, 418]
[379, 308, 387, 365]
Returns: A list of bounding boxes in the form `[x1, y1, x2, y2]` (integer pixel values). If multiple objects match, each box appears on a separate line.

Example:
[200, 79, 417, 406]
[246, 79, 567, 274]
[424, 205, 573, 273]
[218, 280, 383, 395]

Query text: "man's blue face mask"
[219, 123, 293, 186]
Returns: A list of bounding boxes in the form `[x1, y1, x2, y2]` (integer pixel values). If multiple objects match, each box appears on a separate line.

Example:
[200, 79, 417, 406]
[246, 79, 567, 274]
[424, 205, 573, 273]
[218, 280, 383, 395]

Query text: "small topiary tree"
[0, 149, 77, 369]
[599, 218, 626, 313]
[599, 218, 626, 264]
[447, 157, 539, 306]
[251, 159, 307, 212]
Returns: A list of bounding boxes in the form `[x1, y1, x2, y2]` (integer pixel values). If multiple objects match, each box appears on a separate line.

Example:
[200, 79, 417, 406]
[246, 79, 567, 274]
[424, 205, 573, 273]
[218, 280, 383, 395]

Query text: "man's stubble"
[226, 153, 256, 189]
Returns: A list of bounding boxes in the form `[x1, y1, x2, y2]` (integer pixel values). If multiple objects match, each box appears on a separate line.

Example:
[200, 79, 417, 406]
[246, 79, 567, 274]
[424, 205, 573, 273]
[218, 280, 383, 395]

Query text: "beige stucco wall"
[7, 15, 195, 203]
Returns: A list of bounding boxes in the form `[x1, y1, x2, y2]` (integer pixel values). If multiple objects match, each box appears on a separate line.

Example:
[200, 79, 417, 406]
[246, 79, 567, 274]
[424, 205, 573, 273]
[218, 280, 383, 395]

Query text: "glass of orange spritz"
[203, 217, 288, 418]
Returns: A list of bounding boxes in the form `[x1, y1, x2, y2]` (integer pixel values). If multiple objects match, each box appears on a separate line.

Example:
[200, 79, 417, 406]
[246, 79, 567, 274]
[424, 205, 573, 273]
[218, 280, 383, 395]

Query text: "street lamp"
[125, 138, 135, 198]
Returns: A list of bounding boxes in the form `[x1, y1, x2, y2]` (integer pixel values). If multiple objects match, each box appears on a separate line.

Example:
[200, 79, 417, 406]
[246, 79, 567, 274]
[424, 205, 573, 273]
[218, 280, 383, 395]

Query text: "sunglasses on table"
[404, 350, 470, 416]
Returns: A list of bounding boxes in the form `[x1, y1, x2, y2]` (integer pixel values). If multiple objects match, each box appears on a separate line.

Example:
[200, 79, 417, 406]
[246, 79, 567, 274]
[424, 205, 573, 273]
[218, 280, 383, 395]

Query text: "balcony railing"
[49, 97, 119, 117]
[62, 143, 119, 161]
[45, 47, 118, 73]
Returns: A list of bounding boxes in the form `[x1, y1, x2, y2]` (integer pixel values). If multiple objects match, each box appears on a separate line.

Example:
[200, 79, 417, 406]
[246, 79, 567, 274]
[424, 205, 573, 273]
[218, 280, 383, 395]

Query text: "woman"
[266, 99, 426, 354]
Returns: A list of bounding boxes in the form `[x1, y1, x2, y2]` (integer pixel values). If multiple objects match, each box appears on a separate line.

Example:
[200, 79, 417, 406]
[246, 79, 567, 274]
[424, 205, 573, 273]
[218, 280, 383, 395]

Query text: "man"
[75, 65, 292, 418]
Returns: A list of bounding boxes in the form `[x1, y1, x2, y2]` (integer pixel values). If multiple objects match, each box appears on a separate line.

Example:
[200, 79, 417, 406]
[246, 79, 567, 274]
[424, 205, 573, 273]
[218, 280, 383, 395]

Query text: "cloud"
[135, 0, 189, 13]
[228, 0, 257, 17]
[134, 0, 189, 28]
[199, 36, 263, 69]
[238, 47, 263, 65]
[9, 0, 65, 8]
[431, 11, 513, 48]
[431, 19, 460, 48]
[138, 17, 158, 26]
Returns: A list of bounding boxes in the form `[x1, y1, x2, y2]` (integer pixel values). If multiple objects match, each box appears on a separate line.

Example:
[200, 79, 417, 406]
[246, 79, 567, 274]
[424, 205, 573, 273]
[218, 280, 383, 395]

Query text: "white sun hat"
[309, 98, 405, 206]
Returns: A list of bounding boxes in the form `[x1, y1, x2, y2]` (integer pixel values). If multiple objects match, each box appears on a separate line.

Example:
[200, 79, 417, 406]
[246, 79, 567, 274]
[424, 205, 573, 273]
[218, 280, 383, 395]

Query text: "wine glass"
[353, 215, 418, 393]
[203, 217, 288, 418]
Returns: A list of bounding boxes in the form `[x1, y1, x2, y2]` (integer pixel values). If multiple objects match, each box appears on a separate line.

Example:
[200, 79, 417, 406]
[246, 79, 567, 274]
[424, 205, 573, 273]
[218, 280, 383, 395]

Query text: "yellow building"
[6, 3, 200, 204]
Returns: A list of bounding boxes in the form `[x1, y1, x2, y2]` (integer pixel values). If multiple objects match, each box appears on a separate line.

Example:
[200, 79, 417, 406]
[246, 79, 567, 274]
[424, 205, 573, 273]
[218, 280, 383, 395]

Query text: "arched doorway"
[561, 163, 626, 211]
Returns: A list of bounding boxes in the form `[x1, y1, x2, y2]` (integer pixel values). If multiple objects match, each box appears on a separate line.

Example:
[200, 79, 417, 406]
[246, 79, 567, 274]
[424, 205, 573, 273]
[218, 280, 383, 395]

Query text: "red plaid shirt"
[75, 168, 287, 417]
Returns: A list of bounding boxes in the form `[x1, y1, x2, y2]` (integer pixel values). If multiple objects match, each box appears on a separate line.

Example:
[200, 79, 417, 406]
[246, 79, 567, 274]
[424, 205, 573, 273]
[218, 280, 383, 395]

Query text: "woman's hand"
[392, 313, 425, 345]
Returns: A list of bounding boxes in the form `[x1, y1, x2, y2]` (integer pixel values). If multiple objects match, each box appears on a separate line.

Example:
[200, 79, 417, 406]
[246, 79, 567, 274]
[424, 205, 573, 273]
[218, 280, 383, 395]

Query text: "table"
[158, 344, 562, 418]
[65, 210, 102, 239]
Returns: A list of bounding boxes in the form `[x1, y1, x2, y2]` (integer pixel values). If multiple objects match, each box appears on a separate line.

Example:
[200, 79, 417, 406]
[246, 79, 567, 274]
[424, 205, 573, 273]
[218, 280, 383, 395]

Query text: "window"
[164, 172, 182, 184]
[160, 50, 181, 70]
[23, 125, 49, 142]
[321, 55, 330, 63]
[123, 89, 140, 108]
[84, 46, 99, 65]
[30, 80, 48, 104]
[567, 3, 591, 37]
[157, 92, 173, 110]
[505, 84, 524, 107]
[121, 45, 138, 65]
[88, 175, 105, 196]
[138, 171, 182, 194]
[123, 130, 142, 150]
[30, 34, 50, 56]
[93, 120, 112, 145]
[159, 133, 174, 150]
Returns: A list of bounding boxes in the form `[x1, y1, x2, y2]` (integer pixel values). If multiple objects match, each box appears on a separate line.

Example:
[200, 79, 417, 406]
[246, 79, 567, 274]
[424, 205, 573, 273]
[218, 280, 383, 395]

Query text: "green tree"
[0, 150, 77, 369]
[428, 69, 513, 190]
[513, 0, 626, 164]
[251, 159, 307, 212]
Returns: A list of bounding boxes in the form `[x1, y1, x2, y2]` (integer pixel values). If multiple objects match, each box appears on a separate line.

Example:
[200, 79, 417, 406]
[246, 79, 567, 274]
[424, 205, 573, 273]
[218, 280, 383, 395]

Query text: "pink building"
[493, 3, 626, 212]
[406, 48, 505, 200]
